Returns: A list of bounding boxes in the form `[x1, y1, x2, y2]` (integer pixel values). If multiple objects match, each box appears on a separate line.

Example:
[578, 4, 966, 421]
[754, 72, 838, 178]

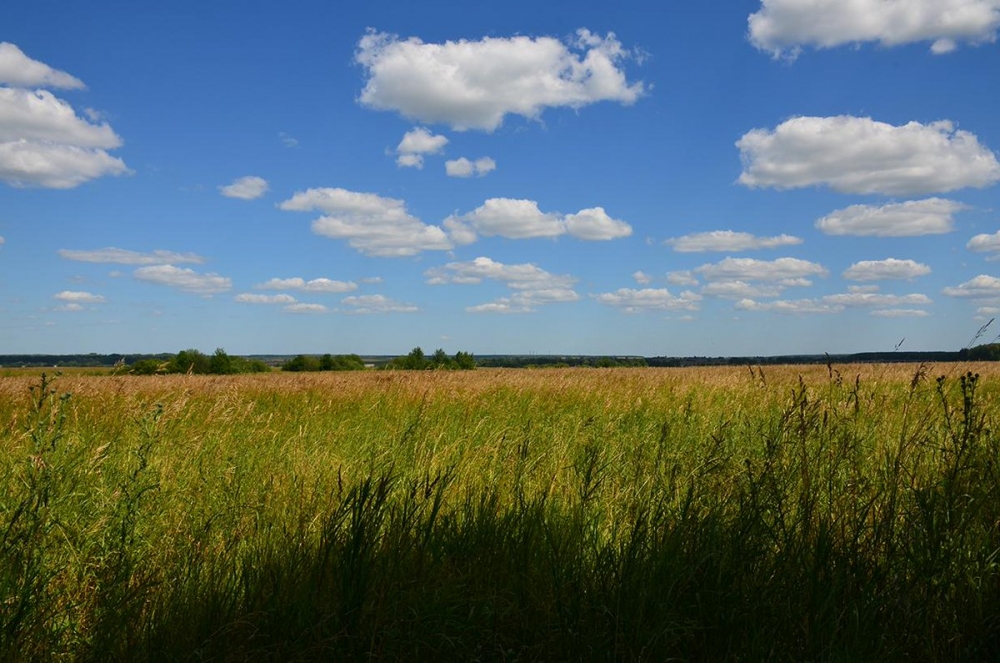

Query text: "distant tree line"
[129, 349, 269, 375]
[281, 354, 367, 372]
[384, 348, 476, 370]
[476, 355, 647, 368]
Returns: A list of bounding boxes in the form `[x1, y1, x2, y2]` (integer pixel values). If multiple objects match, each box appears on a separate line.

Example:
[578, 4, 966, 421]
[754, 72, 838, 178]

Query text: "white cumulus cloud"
[396, 127, 449, 168]
[279, 187, 452, 257]
[843, 259, 932, 281]
[134, 265, 232, 295]
[593, 288, 702, 313]
[445, 199, 631, 243]
[666, 230, 802, 252]
[737, 116, 1000, 196]
[219, 175, 269, 200]
[0, 45, 128, 189]
[356, 28, 644, 131]
[695, 257, 827, 282]
[53, 290, 106, 304]
[256, 277, 357, 293]
[816, 198, 966, 237]
[445, 156, 496, 177]
[943, 275, 1000, 299]
[748, 0, 1000, 58]
[427, 256, 578, 313]
[968, 231, 1000, 257]
[0, 42, 85, 89]
[633, 271, 652, 285]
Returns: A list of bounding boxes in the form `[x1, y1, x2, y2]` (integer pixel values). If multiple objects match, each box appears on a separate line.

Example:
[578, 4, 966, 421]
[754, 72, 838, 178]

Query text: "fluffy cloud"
[256, 277, 357, 293]
[426, 256, 575, 289]
[0, 88, 121, 147]
[219, 175, 269, 200]
[279, 187, 452, 257]
[133, 265, 232, 295]
[355, 29, 644, 131]
[593, 288, 702, 313]
[445, 199, 631, 243]
[396, 127, 449, 168]
[633, 271, 652, 285]
[695, 257, 827, 282]
[466, 288, 580, 314]
[53, 290, 106, 304]
[235, 293, 297, 304]
[843, 259, 932, 281]
[58, 247, 206, 265]
[816, 198, 966, 237]
[427, 256, 578, 313]
[564, 208, 633, 240]
[0, 140, 129, 189]
[445, 157, 496, 177]
[968, 231, 1000, 257]
[0, 45, 128, 189]
[666, 230, 802, 252]
[341, 294, 418, 314]
[0, 42, 84, 88]
[0, 236, 5, 246]
[943, 275, 1000, 299]
[737, 117, 1000, 196]
[748, 0, 1000, 58]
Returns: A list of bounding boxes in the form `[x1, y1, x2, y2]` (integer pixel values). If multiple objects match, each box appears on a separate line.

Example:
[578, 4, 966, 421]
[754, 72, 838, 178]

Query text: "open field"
[3, 364, 1000, 660]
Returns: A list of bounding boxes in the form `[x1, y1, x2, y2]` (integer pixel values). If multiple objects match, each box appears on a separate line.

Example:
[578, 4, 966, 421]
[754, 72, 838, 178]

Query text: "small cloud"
[871, 309, 931, 318]
[279, 187, 452, 257]
[284, 303, 328, 314]
[134, 265, 231, 295]
[219, 175, 269, 200]
[53, 290, 106, 304]
[341, 294, 418, 314]
[279, 131, 299, 148]
[667, 271, 699, 287]
[445, 157, 496, 177]
[842, 258, 931, 281]
[666, 230, 802, 252]
[593, 288, 702, 313]
[633, 270, 652, 285]
[396, 127, 449, 168]
[816, 198, 965, 237]
[256, 277, 357, 293]
[235, 293, 297, 304]
[59, 247, 205, 265]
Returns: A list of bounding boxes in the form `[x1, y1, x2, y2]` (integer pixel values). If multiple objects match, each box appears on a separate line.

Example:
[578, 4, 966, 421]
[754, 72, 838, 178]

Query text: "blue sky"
[2, 0, 1000, 356]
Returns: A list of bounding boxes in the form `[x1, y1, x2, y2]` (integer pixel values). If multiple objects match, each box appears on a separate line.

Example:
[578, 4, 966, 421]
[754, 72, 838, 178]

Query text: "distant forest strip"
[2, 344, 999, 370]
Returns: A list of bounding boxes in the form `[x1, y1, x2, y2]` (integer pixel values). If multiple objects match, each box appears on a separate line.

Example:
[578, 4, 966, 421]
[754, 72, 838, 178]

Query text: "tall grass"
[1, 365, 999, 660]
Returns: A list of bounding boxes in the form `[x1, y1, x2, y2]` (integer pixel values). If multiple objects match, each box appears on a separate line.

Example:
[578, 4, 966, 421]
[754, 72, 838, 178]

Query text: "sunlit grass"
[2, 364, 1000, 660]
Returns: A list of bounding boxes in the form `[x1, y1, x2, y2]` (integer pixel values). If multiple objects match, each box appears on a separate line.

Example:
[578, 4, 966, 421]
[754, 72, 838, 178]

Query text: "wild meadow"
[2, 363, 1000, 661]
